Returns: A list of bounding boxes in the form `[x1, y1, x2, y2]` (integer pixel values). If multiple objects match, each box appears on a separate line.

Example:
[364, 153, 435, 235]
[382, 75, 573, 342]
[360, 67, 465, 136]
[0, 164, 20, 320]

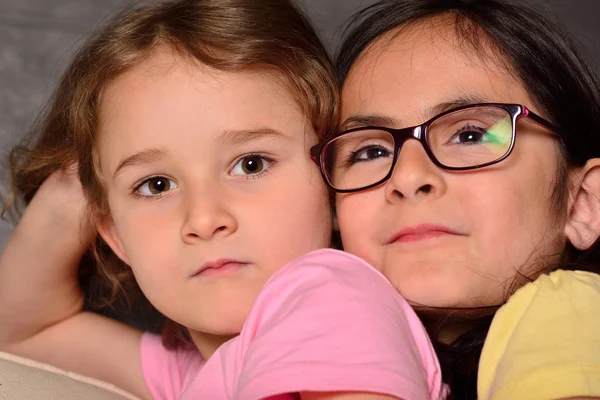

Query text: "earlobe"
[97, 215, 131, 265]
[565, 158, 600, 250]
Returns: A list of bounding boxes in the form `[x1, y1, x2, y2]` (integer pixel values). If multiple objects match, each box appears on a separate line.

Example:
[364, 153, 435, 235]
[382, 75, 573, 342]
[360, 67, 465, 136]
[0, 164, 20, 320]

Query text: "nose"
[181, 187, 238, 243]
[385, 139, 446, 203]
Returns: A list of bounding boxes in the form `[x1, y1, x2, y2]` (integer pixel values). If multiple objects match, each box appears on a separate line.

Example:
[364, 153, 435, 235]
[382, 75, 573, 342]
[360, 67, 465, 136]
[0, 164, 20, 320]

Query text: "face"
[97, 49, 331, 349]
[337, 21, 567, 308]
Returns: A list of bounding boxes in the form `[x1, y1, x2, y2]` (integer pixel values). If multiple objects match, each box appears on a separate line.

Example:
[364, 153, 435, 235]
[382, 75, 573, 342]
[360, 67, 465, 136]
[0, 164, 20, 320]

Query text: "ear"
[565, 158, 600, 250]
[97, 215, 131, 265]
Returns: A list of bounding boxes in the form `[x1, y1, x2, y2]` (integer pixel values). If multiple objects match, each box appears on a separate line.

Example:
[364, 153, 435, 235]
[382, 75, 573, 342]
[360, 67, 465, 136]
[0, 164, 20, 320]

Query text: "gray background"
[0, 0, 599, 250]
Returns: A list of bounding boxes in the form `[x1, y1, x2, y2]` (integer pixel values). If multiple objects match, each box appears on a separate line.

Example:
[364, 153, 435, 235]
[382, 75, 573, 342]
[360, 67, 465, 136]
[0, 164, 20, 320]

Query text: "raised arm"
[0, 169, 152, 399]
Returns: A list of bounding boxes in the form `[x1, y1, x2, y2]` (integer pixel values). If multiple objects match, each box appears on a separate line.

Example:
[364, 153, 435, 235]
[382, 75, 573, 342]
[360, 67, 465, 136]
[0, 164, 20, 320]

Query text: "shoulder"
[478, 270, 600, 400]
[523, 269, 600, 298]
[267, 248, 390, 290]
[493, 269, 600, 326]
[240, 248, 436, 370]
[251, 249, 408, 320]
[490, 269, 600, 329]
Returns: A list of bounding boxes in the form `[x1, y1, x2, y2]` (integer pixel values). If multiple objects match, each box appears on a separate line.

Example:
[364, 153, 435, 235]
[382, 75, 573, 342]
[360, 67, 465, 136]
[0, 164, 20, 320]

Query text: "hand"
[26, 166, 95, 248]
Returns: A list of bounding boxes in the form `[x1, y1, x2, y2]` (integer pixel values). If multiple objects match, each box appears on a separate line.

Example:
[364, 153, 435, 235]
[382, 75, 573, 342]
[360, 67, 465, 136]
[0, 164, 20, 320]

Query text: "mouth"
[387, 224, 462, 244]
[192, 259, 249, 278]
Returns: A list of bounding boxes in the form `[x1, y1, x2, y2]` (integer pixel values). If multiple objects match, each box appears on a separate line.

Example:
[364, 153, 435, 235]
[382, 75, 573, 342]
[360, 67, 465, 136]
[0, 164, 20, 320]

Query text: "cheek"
[243, 176, 332, 266]
[121, 212, 173, 250]
[336, 191, 381, 262]
[109, 198, 180, 277]
[107, 197, 199, 323]
[462, 170, 562, 277]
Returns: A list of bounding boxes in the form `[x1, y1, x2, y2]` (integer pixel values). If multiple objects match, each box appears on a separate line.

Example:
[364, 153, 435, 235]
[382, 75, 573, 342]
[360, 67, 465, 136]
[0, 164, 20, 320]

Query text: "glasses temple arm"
[310, 144, 321, 165]
[522, 106, 562, 136]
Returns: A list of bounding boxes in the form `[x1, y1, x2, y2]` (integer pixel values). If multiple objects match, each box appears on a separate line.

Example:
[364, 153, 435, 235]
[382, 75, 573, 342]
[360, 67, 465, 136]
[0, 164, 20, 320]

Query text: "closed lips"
[387, 224, 462, 244]
[192, 259, 247, 277]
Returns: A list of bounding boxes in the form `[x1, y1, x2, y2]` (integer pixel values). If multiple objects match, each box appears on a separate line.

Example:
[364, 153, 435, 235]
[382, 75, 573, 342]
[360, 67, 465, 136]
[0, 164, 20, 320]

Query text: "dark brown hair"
[6, 0, 338, 349]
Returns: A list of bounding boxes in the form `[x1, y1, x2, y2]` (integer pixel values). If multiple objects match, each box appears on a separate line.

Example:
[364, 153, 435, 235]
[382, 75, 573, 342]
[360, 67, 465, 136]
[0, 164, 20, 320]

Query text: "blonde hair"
[6, 0, 338, 348]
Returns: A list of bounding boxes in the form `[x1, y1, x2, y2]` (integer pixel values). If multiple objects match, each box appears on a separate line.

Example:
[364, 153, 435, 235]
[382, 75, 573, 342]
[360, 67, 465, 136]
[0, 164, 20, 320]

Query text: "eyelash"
[229, 153, 276, 179]
[130, 175, 176, 200]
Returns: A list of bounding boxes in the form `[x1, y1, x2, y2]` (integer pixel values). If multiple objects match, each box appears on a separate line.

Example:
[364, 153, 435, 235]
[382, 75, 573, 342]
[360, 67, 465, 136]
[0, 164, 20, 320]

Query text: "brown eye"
[137, 176, 177, 197]
[241, 156, 264, 174]
[148, 177, 170, 194]
[231, 154, 273, 177]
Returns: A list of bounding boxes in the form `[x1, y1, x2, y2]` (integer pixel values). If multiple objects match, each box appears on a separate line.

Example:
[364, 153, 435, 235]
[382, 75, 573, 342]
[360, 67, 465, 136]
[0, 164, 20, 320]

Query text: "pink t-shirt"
[141, 249, 448, 400]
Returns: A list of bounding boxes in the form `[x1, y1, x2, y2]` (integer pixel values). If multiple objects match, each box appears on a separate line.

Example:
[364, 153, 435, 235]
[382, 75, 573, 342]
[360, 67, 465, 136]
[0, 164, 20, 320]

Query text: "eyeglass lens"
[324, 106, 513, 190]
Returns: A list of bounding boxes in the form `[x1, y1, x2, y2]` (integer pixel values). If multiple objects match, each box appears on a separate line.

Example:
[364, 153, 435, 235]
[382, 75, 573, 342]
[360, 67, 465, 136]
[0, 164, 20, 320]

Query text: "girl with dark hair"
[311, 0, 600, 398]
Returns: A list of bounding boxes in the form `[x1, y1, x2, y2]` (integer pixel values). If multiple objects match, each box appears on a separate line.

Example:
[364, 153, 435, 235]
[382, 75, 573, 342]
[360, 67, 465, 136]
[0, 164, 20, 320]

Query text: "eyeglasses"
[311, 103, 561, 193]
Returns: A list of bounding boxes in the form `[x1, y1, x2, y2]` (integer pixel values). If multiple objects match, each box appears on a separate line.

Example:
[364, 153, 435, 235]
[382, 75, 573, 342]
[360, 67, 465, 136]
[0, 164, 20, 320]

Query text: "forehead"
[341, 19, 535, 125]
[99, 48, 301, 122]
[96, 49, 311, 173]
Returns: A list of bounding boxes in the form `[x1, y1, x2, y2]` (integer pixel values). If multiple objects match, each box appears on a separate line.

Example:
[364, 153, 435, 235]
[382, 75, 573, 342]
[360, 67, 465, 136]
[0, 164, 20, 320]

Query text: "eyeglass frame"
[310, 103, 562, 193]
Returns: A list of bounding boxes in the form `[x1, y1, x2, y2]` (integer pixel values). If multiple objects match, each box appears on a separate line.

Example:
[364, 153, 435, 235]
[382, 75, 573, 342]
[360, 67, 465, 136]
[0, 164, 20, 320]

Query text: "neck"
[189, 330, 237, 360]
[414, 306, 497, 344]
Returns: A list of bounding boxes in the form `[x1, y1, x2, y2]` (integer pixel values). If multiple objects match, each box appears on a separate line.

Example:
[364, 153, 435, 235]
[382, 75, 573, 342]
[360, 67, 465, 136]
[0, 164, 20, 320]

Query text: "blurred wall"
[0, 0, 599, 249]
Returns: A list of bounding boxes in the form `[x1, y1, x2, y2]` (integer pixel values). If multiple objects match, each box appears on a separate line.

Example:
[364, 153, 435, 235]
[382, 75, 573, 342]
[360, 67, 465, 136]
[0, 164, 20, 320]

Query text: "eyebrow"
[111, 128, 290, 179]
[340, 115, 398, 131]
[113, 148, 168, 179]
[218, 128, 291, 146]
[428, 94, 491, 117]
[340, 94, 491, 131]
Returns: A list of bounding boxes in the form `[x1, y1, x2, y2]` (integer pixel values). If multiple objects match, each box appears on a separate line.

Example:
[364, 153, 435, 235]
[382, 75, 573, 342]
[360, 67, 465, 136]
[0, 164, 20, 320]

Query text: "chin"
[172, 301, 246, 338]
[389, 274, 471, 309]
[402, 285, 496, 309]
[201, 310, 248, 336]
[186, 320, 243, 339]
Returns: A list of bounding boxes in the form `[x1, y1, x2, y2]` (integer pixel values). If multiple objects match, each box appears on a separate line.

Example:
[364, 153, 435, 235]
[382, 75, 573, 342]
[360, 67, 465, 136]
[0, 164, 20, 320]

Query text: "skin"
[336, 21, 569, 309]
[95, 49, 397, 399]
[97, 48, 333, 357]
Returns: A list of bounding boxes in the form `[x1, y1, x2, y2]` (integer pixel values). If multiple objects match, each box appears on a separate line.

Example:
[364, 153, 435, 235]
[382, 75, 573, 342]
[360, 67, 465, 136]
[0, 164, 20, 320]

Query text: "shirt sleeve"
[233, 248, 447, 400]
[139, 333, 204, 400]
[478, 270, 600, 400]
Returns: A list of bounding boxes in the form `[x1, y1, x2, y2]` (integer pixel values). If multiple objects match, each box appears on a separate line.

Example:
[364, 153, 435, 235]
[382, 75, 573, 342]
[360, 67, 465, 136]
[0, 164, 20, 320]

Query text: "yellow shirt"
[478, 270, 600, 400]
